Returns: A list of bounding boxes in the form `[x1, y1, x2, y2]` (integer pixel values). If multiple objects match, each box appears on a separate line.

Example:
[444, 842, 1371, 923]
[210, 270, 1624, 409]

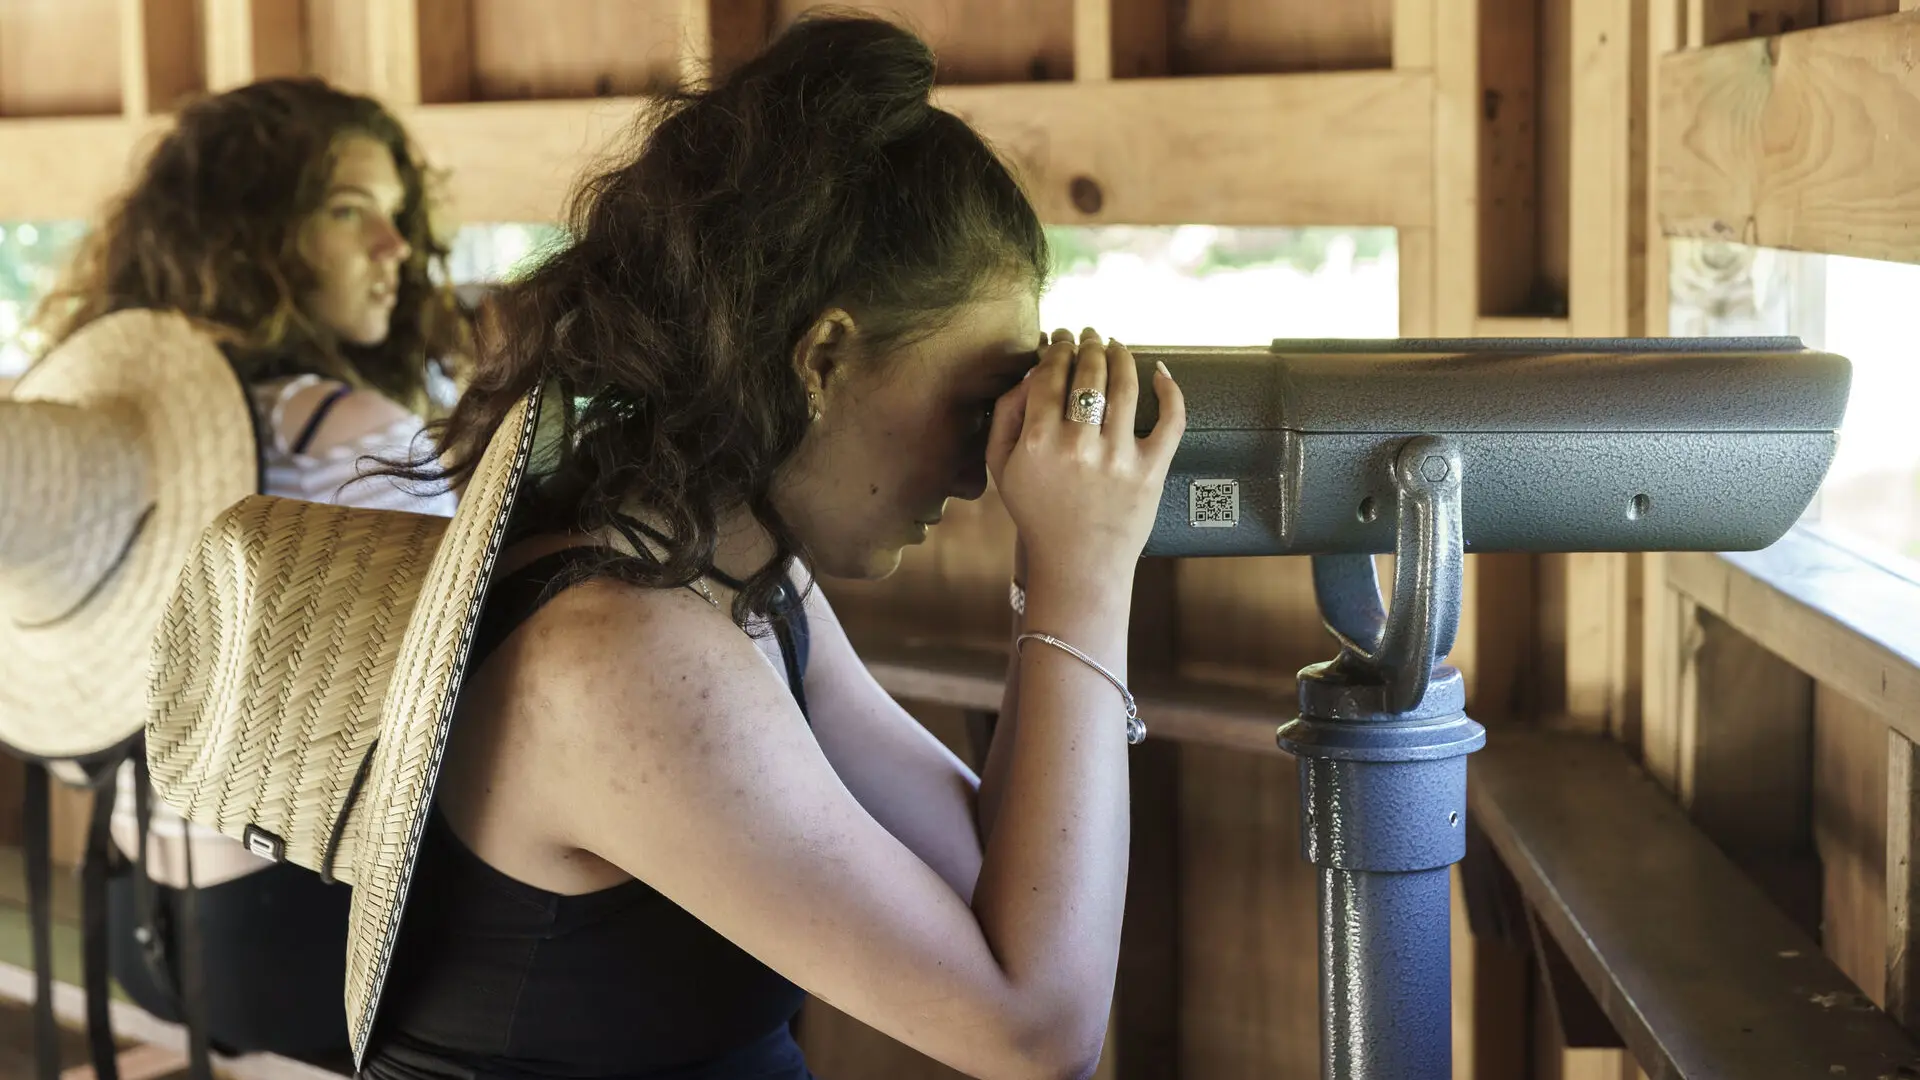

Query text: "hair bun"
[739, 13, 937, 148]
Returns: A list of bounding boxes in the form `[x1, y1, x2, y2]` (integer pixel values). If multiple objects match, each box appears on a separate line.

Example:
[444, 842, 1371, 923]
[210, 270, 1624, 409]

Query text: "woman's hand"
[985, 327, 1185, 595]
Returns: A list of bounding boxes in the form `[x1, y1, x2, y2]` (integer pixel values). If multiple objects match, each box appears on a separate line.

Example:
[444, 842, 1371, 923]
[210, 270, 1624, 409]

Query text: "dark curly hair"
[31, 77, 470, 416]
[432, 13, 1049, 622]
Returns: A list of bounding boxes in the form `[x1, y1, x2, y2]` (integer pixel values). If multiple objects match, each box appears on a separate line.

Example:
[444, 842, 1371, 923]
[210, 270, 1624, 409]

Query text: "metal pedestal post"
[1277, 436, 1487, 1080]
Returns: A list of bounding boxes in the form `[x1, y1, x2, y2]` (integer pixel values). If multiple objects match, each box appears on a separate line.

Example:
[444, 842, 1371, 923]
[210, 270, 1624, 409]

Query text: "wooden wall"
[2, 1, 1917, 1078]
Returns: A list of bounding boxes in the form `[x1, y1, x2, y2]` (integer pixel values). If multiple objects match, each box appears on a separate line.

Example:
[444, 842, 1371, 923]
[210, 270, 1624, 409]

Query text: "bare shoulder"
[505, 576, 796, 747]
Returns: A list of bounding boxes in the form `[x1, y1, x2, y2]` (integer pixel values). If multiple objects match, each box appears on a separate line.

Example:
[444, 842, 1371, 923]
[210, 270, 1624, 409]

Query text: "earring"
[807, 390, 822, 423]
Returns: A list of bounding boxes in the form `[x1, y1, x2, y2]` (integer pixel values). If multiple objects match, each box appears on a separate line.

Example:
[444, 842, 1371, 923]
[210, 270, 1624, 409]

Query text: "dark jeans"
[107, 859, 354, 1068]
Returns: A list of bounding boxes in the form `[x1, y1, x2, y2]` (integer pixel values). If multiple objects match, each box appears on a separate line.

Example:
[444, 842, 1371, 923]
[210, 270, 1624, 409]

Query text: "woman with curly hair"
[31, 76, 472, 1066]
[359, 13, 1184, 1080]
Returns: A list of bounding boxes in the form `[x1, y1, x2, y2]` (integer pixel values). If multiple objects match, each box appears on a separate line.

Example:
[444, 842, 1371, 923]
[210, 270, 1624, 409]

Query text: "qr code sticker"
[1189, 479, 1240, 528]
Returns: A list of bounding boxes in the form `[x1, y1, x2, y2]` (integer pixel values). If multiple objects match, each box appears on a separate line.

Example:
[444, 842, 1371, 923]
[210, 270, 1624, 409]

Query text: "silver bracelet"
[1008, 578, 1026, 616]
[1014, 632, 1145, 744]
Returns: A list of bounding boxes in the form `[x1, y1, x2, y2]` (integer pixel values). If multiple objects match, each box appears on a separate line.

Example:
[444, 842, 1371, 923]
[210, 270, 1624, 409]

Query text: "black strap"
[289, 382, 355, 455]
[174, 817, 213, 1080]
[82, 774, 120, 1080]
[127, 755, 212, 1080]
[25, 763, 58, 1080]
[129, 756, 180, 1012]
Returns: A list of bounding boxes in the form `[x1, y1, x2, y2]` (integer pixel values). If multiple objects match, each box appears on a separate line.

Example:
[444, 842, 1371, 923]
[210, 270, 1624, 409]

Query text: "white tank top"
[112, 375, 457, 887]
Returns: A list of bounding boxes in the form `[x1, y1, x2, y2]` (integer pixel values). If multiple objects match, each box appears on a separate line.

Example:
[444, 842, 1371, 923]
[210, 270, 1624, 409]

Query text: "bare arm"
[976, 536, 1026, 845]
[801, 583, 986, 900]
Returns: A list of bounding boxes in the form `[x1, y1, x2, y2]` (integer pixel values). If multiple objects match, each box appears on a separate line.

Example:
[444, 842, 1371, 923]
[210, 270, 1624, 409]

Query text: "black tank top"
[361, 548, 816, 1080]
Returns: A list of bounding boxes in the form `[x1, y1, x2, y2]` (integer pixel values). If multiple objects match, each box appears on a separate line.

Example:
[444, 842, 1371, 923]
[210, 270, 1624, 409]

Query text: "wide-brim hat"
[1, 309, 257, 764]
[147, 383, 549, 1064]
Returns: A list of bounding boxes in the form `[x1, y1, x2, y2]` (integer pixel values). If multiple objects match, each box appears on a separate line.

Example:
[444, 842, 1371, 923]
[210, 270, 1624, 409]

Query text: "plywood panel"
[1823, 0, 1902, 21]
[1111, 0, 1172, 78]
[0, 0, 123, 117]
[1813, 685, 1890, 1006]
[1659, 14, 1920, 263]
[1537, 0, 1571, 310]
[417, 0, 474, 102]
[1888, 728, 1920, 1027]
[775, 1, 1074, 82]
[1177, 745, 1319, 1078]
[1691, 0, 1820, 45]
[469, 0, 684, 100]
[1173, 558, 1324, 688]
[1480, 0, 1539, 316]
[124, 0, 205, 116]
[1171, 0, 1392, 75]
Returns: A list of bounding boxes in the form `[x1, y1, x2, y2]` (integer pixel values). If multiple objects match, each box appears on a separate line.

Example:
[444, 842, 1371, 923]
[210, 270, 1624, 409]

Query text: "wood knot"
[1069, 175, 1104, 215]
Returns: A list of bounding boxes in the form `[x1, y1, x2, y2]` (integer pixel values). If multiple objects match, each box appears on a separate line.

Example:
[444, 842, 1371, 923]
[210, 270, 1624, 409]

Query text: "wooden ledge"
[1470, 730, 1920, 1078]
[857, 642, 1293, 756]
[1666, 526, 1920, 739]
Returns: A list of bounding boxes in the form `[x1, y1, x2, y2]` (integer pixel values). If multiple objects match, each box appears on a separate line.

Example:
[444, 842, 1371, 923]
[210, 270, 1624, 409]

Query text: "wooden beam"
[405, 72, 1431, 228]
[1659, 13, 1920, 263]
[0, 71, 1435, 224]
[0, 116, 162, 220]
[1470, 730, 1920, 1078]
[1664, 529, 1920, 741]
[937, 73, 1433, 227]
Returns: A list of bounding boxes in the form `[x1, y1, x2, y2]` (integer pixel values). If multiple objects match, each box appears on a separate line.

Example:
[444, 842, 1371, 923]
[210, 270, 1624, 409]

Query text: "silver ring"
[1066, 388, 1107, 426]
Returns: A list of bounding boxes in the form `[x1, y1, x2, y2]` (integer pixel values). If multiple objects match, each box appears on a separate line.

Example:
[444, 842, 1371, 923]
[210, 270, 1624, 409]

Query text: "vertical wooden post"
[1432, 0, 1477, 336]
[1888, 728, 1920, 1028]
[203, 0, 256, 91]
[370, 0, 423, 105]
[119, 0, 151, 118]
[679, 0, 712, 88]
[1074, 0, 1114, 81]
[1680, 612, 1820, 932]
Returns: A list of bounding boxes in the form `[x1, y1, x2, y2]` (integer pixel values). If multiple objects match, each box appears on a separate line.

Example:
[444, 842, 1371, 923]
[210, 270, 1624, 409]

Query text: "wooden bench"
[1470, 730, 1920, 1079]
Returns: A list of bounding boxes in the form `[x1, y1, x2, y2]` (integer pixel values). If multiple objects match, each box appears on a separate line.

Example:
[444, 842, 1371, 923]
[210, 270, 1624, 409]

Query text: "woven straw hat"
[147, 384, 547, 1063]
[0, 309, 256, 763]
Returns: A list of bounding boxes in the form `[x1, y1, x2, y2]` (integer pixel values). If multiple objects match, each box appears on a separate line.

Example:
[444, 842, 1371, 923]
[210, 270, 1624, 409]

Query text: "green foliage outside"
[1045, 225, 1396, 279]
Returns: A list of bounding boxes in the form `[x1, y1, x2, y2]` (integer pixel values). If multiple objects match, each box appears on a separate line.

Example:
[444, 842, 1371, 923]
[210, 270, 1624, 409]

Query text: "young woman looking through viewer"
[368, 15, 1186, 1080]
[32, 77, 472, 1066]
